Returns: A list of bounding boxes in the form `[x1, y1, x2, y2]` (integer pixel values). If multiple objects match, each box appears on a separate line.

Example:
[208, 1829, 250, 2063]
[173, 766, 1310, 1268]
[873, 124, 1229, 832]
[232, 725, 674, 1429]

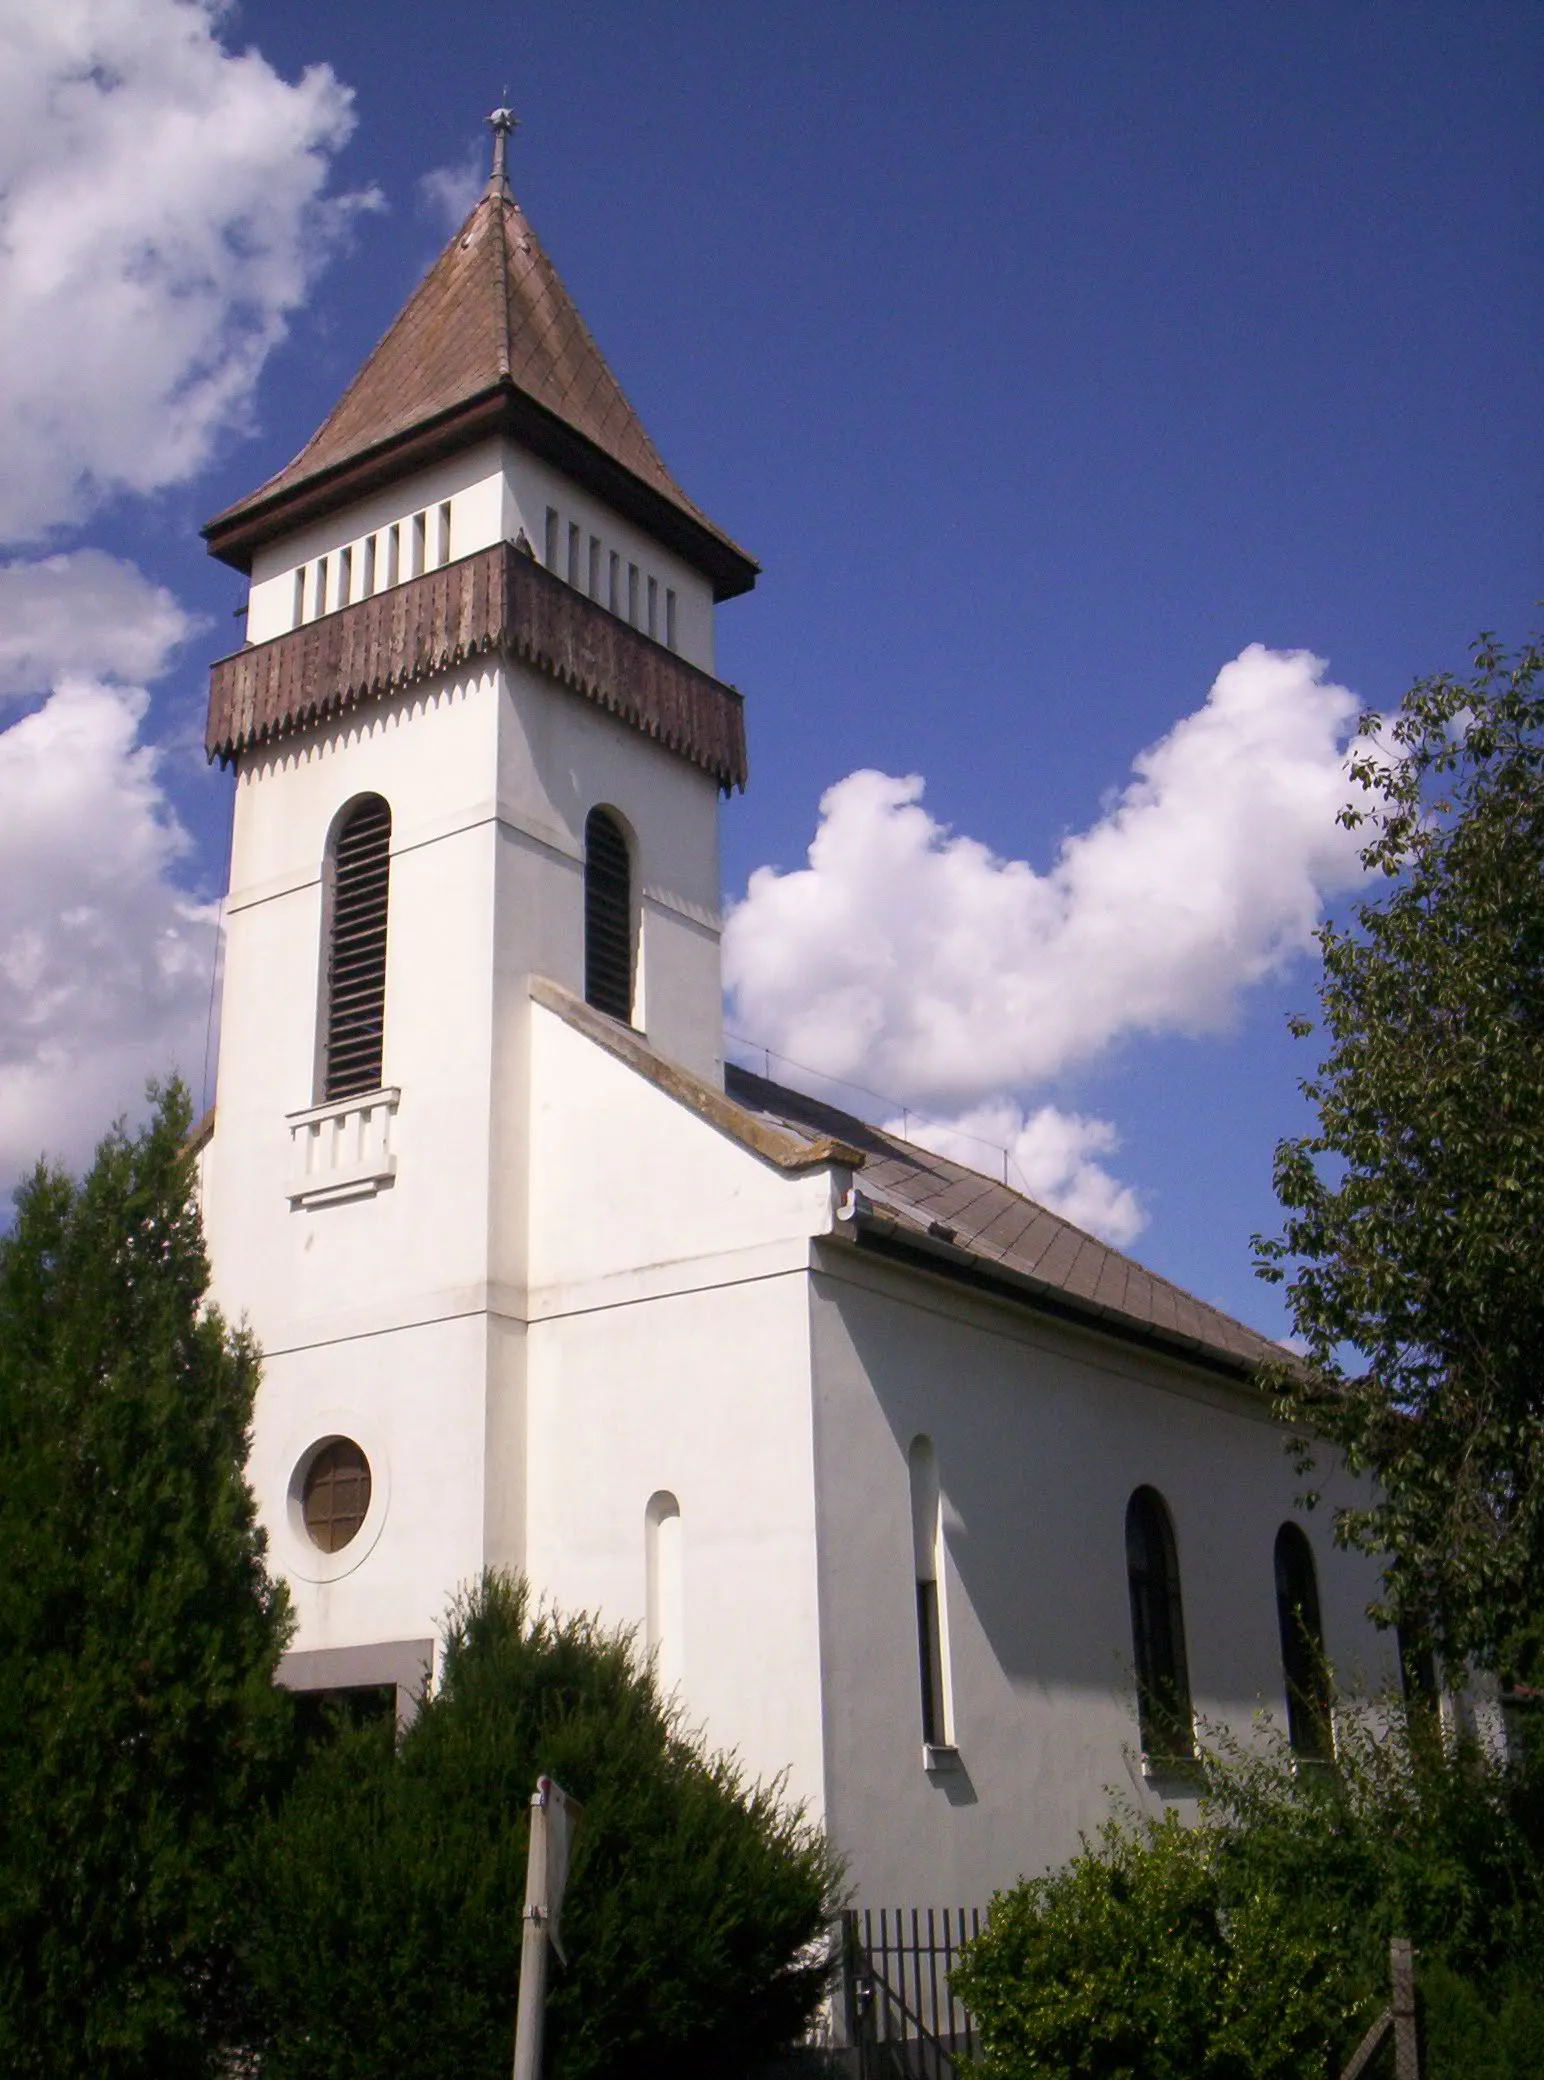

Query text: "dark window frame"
[301, 1437, 373, 1553]
[1126, 1485, 1195, 1762]
[1274, 1522, 1334, 1760]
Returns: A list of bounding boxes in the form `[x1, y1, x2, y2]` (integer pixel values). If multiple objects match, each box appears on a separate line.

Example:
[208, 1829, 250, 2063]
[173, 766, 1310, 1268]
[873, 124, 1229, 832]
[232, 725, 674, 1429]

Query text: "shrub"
[951, 1810, 1363, 2080]
[953, 1703, 1544, 2080]
[243, 1572, 838, 2080]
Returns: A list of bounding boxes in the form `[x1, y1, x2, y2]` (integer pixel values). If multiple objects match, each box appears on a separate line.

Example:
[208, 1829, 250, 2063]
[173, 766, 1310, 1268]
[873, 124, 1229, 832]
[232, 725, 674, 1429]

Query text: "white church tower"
[199, 111, 761, 1720]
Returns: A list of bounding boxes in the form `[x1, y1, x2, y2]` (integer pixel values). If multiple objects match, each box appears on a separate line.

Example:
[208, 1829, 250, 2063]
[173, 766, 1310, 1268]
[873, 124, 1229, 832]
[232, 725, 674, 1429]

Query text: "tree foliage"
[243, 1571, 838, 2080]
[0, 1083, 294, 2077]
[953, 1704, 1544, 2080]
[1256, 633, 1544, 1684]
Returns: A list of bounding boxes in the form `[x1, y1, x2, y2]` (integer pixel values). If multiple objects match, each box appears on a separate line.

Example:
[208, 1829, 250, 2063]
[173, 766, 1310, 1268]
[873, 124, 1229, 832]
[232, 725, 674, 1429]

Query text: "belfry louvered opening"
[584, 807, 634, 1023]
[323, 794, 392, 1100]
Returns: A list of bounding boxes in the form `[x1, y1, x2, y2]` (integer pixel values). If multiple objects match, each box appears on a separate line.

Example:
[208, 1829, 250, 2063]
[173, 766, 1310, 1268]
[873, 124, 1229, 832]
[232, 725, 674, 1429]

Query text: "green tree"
[244, 1571, 838, 2080]
[1256, 633, 1544, 1685]
[951, 1808, 1363, 2080]
[0, 1083, 293, 2077]
[953, 1704, 1544, 2080]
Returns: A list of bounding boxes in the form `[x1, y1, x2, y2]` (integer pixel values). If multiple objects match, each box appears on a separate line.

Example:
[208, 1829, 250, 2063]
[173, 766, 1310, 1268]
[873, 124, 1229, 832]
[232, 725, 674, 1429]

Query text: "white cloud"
[0, 550, 197, 696]
[895, 1100, 1147, 1247]
[0, 0, 377, 542]
[725, 645, 1365, 1113]
[0, 679, 216, 1193]
[418, 146, 485, 233]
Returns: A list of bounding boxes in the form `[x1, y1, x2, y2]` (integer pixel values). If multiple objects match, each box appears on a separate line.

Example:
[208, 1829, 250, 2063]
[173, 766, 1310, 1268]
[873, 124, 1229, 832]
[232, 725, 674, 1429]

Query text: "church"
[194, 113, 1394, 1912]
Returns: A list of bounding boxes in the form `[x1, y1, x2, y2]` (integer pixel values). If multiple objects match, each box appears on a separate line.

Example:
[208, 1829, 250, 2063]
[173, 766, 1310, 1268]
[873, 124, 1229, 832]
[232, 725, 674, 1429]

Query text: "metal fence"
[839, 1906, 982, 2080]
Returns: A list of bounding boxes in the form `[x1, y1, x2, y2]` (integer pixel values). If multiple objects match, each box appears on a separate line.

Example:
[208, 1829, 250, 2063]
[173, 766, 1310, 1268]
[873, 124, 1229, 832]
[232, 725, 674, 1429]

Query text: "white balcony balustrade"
[285, 1088, 400, 1207]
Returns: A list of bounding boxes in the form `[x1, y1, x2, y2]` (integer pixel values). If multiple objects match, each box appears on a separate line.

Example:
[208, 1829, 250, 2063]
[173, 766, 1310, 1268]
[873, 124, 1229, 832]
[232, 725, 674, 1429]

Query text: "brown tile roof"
[204, 189, 757, 600]
[724, 1063, 1284, 1382]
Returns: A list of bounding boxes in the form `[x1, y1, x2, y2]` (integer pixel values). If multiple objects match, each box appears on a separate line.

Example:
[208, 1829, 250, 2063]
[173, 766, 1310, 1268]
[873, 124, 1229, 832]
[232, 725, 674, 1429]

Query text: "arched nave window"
[1125, 1486, 1194, 1762]
[321, 794, 392, 1100]
[1274, 1523, 1333, 1760]
[909, 1436, 953, 1748]
[584, 806, 634, 1024]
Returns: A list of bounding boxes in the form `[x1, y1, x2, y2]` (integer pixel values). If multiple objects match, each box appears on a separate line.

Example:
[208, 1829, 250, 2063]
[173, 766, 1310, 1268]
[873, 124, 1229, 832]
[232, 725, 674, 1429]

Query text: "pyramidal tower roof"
[205, 148, 757, 599]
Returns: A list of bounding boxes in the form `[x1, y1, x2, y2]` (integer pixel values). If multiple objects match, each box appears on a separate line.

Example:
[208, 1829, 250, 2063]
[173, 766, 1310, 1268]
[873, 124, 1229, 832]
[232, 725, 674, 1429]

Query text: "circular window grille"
[301, 1438, 372, 1552]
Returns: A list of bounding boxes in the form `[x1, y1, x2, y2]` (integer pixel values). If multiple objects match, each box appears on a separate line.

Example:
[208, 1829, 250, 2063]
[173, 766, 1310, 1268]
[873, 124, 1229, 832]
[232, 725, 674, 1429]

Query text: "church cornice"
[205, 539, 749, 791]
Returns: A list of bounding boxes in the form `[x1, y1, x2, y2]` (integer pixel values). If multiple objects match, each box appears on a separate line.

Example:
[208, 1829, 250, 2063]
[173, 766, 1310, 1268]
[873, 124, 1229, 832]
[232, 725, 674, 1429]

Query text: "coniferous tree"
[246, 1572, 837, 2080]
[0, 1082, 292, 2076]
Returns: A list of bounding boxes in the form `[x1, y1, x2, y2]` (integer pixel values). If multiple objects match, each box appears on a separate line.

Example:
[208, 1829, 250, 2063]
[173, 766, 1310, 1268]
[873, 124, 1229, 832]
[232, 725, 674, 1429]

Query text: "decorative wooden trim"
[206, 540, 749, 791]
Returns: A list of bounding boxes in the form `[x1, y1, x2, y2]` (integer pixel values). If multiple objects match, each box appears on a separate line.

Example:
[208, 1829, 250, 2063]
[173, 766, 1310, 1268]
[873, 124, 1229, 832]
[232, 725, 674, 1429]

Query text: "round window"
[300, 1437, 372, 1552]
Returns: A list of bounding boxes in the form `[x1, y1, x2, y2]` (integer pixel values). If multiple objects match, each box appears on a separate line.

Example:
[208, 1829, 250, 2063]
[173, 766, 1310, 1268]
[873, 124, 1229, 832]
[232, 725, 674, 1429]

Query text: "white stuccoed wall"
[806, 1243, 1396, 1902]
[522, 1000, 840, 1815]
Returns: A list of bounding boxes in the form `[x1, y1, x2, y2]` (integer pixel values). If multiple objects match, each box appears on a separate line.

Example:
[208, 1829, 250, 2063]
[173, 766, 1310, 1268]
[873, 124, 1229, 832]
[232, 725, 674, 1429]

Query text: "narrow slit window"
[646, 1491, 684, 1694]
[627, 563, 640, 625]
[338, 545, 353, 606]
[1126, 1486, 1194, 1761]
[291, 569, 305, 629]
[583, 807, 634, 1023]
[665, 588, 677, 650]
[437, 501, 452, 566]
[545, 507, 560, 570]
[909, 1436, 950, 1748]
[411, 511, 426, 578]
[567, 521, 582, 587]
[314, 557, 329, 617]
[385, 524, 401, 589]
[647, 575, 658, 639]
[588, 534, 602, 597]
[1275, 1524, 1333, 1759]
[608, 550, 620, 614]
[362, 535, 377, 596]
[322, 794, 392, 1101]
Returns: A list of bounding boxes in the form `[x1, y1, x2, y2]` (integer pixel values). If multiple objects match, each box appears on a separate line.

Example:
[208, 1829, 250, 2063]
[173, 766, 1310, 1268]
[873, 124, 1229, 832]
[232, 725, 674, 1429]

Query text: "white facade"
[198, 180, 1401, 1912]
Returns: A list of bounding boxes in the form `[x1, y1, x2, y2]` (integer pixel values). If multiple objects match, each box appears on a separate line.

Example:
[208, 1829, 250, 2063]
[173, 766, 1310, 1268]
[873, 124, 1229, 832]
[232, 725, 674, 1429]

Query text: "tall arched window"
[909, 1436, 952, 1748]
[322, 794, 392, 1100]
[584, 807, 634, 1023]
[1274, 1523, 1333, 1759]
[1126, 1486, 1194, 1761]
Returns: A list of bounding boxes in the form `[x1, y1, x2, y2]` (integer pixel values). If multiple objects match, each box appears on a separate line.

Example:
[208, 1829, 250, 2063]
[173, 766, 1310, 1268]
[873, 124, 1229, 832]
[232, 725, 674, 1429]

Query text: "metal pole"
[511, 1786, 550, 2080]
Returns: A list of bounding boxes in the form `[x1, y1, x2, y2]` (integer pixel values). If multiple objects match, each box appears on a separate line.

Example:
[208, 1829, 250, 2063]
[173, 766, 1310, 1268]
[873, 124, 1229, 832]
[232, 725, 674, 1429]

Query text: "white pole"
[511, 1785, 550, 2080]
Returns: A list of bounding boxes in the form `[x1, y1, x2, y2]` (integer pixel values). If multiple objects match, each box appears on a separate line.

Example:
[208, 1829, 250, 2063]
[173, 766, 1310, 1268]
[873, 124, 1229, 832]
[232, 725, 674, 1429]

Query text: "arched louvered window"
[1126, 1486, 1194, 1761]
[322, 794, 391, 1100]
[1275, 1523, 1333, 1759]
[584, 807, 634, 1023]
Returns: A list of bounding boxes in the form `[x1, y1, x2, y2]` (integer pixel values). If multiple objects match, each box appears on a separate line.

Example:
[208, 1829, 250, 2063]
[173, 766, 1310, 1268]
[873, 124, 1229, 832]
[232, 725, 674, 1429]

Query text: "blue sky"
[1, 1, 1539, 1335]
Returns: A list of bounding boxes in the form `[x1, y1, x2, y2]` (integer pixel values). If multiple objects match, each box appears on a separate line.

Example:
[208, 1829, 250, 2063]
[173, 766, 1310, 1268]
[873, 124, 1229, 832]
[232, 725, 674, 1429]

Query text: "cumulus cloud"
[727, 645, 1364, 1109]
[895, 1101, 1147, 1247]
[0, 680, 216, 1190]
[0, 0, 376, 541]
[0, 550, 197, 696]
[418, 145, 485, 232]
[726, 645, 1367, 1242]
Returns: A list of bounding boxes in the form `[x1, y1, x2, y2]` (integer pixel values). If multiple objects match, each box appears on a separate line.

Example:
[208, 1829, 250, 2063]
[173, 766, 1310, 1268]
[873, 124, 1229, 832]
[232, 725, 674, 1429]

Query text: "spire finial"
[486, 100, 518, 197]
